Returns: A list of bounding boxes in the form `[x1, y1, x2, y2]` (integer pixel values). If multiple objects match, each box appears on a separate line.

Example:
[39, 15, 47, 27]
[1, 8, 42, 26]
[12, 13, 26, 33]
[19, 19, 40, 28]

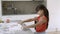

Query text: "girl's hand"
[22, 26, 29, 31]
[18, 20, 24, 25]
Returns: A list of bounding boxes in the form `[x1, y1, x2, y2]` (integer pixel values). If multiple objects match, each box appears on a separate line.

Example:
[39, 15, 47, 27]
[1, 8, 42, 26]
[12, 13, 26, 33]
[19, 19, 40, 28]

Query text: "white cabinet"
[34, 0, 44, 1]
[2, 0, 32, 1]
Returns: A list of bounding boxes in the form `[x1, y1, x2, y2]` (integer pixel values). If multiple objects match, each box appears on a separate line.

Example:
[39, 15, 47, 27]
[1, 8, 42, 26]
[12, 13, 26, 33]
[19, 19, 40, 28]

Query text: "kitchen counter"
[0, 23, 34, 34]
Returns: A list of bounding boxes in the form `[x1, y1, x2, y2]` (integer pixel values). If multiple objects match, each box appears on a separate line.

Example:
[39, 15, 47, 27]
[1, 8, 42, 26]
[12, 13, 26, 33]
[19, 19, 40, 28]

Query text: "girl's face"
[37, 10, 44, 16]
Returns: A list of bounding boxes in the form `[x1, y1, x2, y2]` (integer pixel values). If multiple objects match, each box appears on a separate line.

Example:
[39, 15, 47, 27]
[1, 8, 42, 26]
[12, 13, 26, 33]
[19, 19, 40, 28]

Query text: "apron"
[35, 16, 48, 32]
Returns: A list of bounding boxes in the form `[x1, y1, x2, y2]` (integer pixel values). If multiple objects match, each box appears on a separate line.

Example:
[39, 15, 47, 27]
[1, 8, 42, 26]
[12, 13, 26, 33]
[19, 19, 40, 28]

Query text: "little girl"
[18, 4, 49, 34]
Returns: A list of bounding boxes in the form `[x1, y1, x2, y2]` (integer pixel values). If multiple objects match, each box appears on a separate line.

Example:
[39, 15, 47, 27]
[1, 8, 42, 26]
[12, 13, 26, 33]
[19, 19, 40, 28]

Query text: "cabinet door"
[2, 0, 32, 1]
[35, 0, 44, 1]
[2, 0, 12, 1]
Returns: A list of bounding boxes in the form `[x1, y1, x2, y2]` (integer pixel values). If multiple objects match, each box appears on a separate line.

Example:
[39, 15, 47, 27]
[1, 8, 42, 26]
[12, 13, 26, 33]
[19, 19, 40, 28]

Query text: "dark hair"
[35, 5, 49, 29]
[35, 4, 49, 21]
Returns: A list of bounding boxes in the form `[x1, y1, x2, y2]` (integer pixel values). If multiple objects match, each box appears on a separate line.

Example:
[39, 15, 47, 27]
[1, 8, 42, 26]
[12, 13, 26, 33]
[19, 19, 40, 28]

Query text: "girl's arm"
[21, 17, 38, 24]
[24, 17, 47, 28]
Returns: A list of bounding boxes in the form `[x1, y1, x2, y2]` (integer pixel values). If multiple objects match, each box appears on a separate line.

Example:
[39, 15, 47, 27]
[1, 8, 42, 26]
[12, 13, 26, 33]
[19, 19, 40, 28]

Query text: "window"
[2, 1, 46, 15]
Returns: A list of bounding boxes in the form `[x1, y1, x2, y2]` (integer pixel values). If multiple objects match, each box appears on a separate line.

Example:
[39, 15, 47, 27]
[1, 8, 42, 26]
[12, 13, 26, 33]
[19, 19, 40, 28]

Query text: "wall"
[47, 0, 60, 32]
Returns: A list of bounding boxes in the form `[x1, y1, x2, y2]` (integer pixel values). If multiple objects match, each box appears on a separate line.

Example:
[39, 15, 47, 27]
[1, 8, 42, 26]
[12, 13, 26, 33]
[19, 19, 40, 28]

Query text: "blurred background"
[0, 0, 60, 34]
